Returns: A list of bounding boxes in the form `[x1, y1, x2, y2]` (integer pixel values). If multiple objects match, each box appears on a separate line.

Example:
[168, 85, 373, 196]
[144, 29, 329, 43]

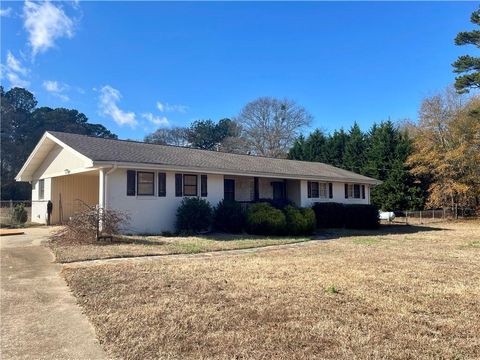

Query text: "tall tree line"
[1, 86, 116, 200]
[288, 121, 424, 211]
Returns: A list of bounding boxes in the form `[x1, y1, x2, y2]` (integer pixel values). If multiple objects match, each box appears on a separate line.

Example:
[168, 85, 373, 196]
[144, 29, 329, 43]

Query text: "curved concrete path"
[1, 227, 106, 360]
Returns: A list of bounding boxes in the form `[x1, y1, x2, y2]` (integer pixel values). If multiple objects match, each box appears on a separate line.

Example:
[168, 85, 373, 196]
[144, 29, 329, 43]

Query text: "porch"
[223, 175, 301, 206]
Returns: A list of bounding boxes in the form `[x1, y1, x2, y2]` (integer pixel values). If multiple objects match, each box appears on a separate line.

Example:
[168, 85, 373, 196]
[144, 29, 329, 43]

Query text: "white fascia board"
[15, 132, 94, 182]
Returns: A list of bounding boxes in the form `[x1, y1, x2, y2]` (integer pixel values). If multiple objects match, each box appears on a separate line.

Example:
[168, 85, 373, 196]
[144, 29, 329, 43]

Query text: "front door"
[272, 181, 286, 200]
[224, 179, 235, 201]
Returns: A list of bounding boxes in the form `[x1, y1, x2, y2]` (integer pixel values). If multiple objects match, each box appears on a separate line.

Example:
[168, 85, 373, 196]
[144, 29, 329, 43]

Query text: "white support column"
[99, 168, 105, 209]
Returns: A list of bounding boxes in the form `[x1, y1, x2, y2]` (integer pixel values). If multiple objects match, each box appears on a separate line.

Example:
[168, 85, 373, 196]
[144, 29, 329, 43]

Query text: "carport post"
[98, 168, 106, 233]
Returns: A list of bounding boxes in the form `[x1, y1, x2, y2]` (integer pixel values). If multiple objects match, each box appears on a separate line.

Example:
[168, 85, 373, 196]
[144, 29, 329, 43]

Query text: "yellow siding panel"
[51, 174, 99, 224]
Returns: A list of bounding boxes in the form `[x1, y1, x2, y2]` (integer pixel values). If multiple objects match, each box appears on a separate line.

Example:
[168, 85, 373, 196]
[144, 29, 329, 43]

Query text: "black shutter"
[329, 183, 333, 199]
[307, 181, 312, 198]
[201, 175, 208, 197]
[175, 174, 182, 197]
[158, 173, 166, 197]
[254, 177, 259, 201]
[127, 170, 136, 196]
[345, 184, 348, 199]
[361, 185, 365, 199]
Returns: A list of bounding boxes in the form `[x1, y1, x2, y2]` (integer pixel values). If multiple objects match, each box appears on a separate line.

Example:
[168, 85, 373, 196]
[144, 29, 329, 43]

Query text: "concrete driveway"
[1, 227, 106, 359]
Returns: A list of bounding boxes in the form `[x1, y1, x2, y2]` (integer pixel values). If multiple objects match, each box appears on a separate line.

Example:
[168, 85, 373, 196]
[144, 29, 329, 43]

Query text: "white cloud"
[23, 0, 75, 56]
[4, 71, 30, 88]
[43, 80, 60, 92]
[42, 80, 70, 101]
[99, 85, 137, 127]
[0, 7, 12, 17]
[6, 52, 28, 76]
[156, 101, 188, 113]
[0, 51, 30, 88]
[142, 112, 169, 127]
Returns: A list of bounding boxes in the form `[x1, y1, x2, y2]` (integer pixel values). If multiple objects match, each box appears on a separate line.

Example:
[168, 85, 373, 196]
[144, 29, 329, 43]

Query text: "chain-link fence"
[389, 208, 477, 225]
[0, 200, 32, 226]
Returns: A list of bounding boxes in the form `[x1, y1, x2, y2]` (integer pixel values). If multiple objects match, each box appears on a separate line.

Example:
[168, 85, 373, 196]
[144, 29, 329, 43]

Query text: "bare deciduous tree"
[236, 97, 312, 157]
[144, 127, 189, 147]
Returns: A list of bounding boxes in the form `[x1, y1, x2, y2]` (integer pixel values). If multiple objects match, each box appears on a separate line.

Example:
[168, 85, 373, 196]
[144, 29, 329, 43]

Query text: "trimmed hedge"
[245, 203, 286, 235]
[344, 204, 379, 229]
[284, 206, 316, 235]
[312, 202, 345, 228]
[175, 197, 213, 234]
[213, 200, 245, 233]
[312, 202, 379, 229]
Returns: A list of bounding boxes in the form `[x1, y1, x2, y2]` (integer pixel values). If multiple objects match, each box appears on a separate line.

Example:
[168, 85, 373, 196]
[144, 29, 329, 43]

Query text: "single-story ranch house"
[16, 131, 381, 233]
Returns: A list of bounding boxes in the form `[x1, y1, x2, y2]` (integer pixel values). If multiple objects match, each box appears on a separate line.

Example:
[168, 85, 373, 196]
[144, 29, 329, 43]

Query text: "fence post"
[443, 208, 446, 220]
[420, 210, 422, 224]
[433, 209, 435, 221]
[405, 211, 408, 225]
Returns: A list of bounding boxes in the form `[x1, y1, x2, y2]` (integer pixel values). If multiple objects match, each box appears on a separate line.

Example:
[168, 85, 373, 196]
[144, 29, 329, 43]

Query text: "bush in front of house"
[312, 202, 345, 228]
[245, 202, 286, 235]
[213, 200, 245, 233]
[344, 204, 380, 229]
[12, 204, 28, 225]
[257, 198, 294, 210]
[175, 197, 213, 234]
[284, 205, 316, 235]
[53, 207, 130, 245]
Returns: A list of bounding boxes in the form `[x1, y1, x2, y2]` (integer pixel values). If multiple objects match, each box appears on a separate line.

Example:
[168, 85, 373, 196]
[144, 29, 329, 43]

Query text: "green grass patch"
[352, 237, 381, 246]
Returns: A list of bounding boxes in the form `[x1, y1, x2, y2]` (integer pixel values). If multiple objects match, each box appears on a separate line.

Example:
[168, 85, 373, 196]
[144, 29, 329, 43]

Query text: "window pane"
[319, 183, 327, 198]
[183, 175, 197, 196]
[39, 179, 45, 200]
[137, 172, 154, 195]
[354, 184, 360, 198]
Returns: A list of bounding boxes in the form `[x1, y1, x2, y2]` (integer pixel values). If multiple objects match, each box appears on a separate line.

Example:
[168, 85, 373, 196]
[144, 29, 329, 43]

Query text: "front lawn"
[50, 234, 310, 263]
[62, 221, 480, 359]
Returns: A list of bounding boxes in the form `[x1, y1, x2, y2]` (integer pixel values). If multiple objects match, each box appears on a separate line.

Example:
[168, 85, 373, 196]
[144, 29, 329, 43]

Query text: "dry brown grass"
[63, 221, 480, 359]
[51, 234, 309, 263]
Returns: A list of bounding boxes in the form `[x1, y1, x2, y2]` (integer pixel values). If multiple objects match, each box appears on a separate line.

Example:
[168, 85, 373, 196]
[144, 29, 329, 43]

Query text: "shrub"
[344, 204, 380, 229]
[12, 204, 28, 224]
[256, 198, 294, 209]
[53, 207, 130, 245]
[284, 206, 316, 235]
[312, 202, 345, 228]
[245, 202, 286, 235]
[175, 197, 213, 234]
[213, 200, 245, 233]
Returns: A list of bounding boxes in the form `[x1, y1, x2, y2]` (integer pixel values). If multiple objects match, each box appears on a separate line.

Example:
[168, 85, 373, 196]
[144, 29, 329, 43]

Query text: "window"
[224, 179, 235, 201]
[158, 173, 166, 197]
[175, 174, 183, 197]
[183, 174, 197, 196]
[38, 179, 45, 200]
[346, 184, 361, 199]
[308, 181, 319, 198]
[328, 183, 333, 199]
[319, 183, 328, 198]
[127, 170, 136, 196]
[201, 175, 208, 197]
[137, 172, 154, 196]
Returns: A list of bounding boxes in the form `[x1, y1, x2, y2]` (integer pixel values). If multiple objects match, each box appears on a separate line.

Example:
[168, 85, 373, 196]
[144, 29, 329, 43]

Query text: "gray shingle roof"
[50, 131, 380, 184]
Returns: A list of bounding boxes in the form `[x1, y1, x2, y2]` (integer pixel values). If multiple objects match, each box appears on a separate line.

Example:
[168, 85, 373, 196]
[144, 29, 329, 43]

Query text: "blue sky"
[1, 1, 478, 140]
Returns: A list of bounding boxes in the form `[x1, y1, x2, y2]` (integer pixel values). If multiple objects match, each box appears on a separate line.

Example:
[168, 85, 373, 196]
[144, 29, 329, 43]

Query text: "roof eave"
[92, 160, 381, 185]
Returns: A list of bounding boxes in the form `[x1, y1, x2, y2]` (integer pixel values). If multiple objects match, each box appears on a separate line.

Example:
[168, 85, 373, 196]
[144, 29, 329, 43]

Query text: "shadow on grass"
[317, 223, 447, 240]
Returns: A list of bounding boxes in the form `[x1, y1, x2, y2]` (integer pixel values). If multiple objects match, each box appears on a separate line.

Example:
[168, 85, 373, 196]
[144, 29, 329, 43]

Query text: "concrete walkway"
[1, 227, 106, 360]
